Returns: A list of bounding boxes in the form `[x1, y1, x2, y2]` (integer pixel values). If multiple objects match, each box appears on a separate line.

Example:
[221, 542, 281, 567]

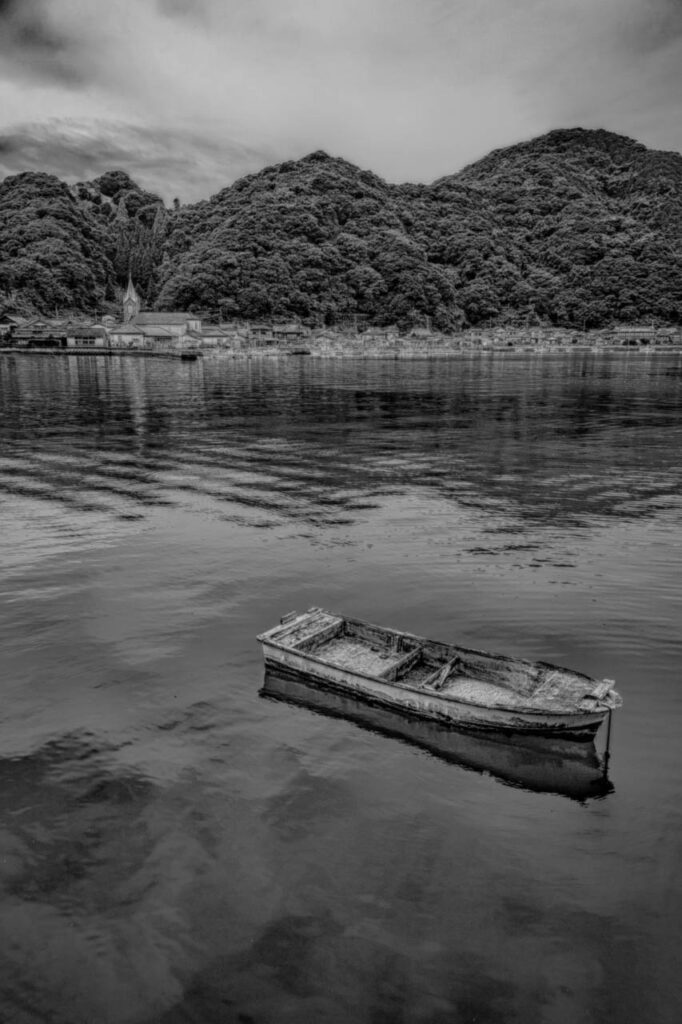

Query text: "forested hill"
[0, 169, 166, 315]
[1, 128, 681, 328]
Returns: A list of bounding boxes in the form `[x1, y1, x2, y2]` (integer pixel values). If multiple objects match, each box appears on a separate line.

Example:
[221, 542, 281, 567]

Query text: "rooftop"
[109, 324, 144, 335]
[134, 312, 195, 326]
[0, 314, 29, 325]
[68, 326, 107, 337]
[138, 326, 174, 338]
[124, 276, 139, 303]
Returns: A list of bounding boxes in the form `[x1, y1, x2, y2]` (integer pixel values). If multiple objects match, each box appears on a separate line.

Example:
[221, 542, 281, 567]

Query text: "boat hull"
[262, 644, 608, 740]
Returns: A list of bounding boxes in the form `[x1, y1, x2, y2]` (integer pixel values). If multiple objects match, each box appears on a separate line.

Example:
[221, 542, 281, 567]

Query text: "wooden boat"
[257, 608, 622, 741]
[261, 667, 614, 801]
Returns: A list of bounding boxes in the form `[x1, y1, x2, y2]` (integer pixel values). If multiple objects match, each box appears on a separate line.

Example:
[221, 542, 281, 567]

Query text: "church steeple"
[123, 274, 140, 322]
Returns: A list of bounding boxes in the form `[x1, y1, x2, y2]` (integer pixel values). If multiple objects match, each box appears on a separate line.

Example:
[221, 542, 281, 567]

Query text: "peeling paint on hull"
[262, 647, 607, 741]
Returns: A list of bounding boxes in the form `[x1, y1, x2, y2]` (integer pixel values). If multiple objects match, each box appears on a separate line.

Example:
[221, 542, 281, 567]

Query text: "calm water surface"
[1, 351, 681, 1024]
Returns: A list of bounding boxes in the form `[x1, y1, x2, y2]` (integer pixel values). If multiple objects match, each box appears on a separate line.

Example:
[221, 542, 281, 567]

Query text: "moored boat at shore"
[257, 608, 622, 741]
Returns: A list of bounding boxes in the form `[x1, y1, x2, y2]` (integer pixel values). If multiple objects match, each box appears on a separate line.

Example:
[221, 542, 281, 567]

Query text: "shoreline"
[0, 346, 200, 360]
[3, 347, 682, 361]
[2, 328, 682, 361]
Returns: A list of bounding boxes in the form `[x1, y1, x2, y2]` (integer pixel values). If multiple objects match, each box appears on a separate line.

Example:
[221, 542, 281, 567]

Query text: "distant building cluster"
[4, 285, 677, 354]
[0, 277, 309, 352]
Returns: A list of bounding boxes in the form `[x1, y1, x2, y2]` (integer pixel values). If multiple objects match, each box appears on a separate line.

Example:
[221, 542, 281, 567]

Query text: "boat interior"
[281, 610, 537, 702]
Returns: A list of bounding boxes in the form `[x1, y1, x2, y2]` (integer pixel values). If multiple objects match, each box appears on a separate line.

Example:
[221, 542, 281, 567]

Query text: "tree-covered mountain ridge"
[1, 127, 681, 328]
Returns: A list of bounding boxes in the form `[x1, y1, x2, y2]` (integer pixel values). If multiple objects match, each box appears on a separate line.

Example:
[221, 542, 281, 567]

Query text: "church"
[107, 278, 203, 349]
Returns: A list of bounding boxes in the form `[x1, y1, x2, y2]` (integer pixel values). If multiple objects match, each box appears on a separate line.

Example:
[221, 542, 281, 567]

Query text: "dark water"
[1, 351, 681, 1024]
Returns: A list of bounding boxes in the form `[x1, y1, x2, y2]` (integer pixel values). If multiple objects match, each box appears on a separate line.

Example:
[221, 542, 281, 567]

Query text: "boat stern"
[578, 678, 622, 713]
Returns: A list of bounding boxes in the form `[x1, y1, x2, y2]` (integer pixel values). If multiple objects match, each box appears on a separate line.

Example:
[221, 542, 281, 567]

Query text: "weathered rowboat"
[257, 608, 622, 740]
[261, 667, 614, 801]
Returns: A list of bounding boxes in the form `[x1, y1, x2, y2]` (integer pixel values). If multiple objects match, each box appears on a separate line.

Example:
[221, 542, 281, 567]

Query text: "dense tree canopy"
[1, 129, 681, 326]
[73, 170, 166, 305]
[0, 173, 113, 314]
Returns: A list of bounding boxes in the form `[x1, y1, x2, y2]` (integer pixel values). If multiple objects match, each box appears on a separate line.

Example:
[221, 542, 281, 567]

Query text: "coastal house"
[364, 326, 399, 342]
[133, 312, 201, 336]
[66, 326, 108, 348]
[0, 313, 28, 340]
[108, 324, 146, 348]
[136, 325, 175, 345]
[218, 323, 252, 349]
[242, 322, 307, 345]
[656, 328, 682, 344]
[6, 316, 115, 349]
[248, 324, 274, 340]
[11, 318, 71, 348]
[613, 325, 681, 345]
[198, 325, 231, 347]
[271, 323, 308, 342]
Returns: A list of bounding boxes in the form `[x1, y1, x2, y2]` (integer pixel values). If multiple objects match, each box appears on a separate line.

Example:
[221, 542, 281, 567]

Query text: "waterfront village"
[1, 278, 681, 356]
[0, 278, 309, 354]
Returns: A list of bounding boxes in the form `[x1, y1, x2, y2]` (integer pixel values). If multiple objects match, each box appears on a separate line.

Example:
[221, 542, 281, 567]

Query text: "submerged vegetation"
[1, 128, 681, 328]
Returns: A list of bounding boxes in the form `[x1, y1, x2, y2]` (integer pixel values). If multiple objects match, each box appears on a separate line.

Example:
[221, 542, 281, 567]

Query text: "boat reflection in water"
[260, 667, 614, 803]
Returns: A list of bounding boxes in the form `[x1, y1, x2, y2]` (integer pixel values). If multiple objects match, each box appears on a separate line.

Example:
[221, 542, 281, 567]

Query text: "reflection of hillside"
[0, 732, 194, 1023]
[0, 353, 681, 527]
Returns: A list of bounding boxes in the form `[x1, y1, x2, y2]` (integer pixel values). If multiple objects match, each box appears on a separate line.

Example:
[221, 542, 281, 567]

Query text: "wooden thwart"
[379, 645, 422, 682]
[425, 657, 460, 691]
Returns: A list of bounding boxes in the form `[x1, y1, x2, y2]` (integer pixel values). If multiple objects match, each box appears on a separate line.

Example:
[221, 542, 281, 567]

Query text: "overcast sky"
[0, 0, 681, 201]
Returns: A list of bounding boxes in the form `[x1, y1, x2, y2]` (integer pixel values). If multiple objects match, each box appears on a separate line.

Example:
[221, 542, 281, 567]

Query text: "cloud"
[0, 119, 275, 201]
[620, 0, 682, 56]
[157, 0, 209, 20]
[511, 0, 682, 152]
[0, 0, 90, 85]
[0, 0, 680, 198]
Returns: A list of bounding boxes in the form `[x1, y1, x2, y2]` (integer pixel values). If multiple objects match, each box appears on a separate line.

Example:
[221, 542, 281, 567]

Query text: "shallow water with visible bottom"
[1, 351, 681, 1024]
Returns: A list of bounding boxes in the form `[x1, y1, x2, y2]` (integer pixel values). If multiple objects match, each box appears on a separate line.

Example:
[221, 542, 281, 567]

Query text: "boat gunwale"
[257, 610, 616, 718]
